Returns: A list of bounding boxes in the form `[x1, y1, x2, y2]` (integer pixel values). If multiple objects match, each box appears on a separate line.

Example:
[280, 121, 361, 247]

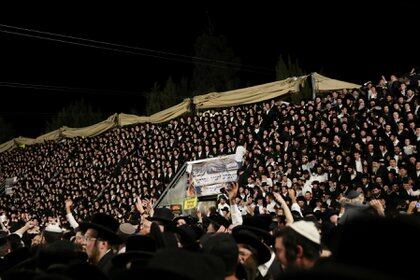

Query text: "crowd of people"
[0, 70, 419, 279]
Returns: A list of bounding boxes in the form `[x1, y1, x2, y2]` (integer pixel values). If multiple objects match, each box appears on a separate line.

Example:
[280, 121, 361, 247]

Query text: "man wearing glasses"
[80, 213, 122, 275]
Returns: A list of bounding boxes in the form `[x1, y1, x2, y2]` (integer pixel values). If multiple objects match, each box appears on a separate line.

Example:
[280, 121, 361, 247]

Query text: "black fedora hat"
[173, 215, 197, 225]
[125, 235, 157, 253]
[232, 228, 271, 265]
[240, 215, 275, 246]
[204, 213, 231, 229]
[147, 207, 174, 224]
[36, 240, 88, 270]
[79, 213, 122, 245]
[146, 248, 225, 280]
[234, 225, 274, 247]
[111, 235, 156, 268]
[170, 224, 201, 250]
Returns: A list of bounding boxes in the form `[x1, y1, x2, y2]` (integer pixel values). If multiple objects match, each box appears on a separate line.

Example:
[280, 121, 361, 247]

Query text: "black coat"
[258, 255, 283, 280]
[97, 250, 115, 276]
[372, 166, 388, 180]
[266, 257, 283, 280]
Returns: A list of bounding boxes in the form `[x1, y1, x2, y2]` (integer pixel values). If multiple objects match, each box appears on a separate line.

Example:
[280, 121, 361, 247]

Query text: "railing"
[0, 177, 17, 195]
[0, 180, 5, 195]
[153, 163, 187, 209]
[94, 145, 140, 202]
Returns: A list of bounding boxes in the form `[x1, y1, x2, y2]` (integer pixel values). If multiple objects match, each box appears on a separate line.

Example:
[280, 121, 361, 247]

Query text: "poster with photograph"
[186, 155, 239, 197]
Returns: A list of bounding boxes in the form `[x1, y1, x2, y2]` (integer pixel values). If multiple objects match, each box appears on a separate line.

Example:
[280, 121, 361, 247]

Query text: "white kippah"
[45, 223, 63, 233]
[289, 221, 321, 245]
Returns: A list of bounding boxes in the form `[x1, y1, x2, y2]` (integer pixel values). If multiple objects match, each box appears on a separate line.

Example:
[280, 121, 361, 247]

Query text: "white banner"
[187, 155, 239, 197]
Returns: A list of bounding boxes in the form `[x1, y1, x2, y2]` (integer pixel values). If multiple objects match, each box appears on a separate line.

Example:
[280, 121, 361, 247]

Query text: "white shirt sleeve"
[13, 231, 23, 238]
[302, 184, 312, 194]
[235, 146, 246, 162]
[230, 204, 243, 227]
[409, 189, 420, 196]
[66, 213, 80, 229]
[0, 221, 9, 234]
[291, 203, 303, 217]
[258, 252, 276, 277]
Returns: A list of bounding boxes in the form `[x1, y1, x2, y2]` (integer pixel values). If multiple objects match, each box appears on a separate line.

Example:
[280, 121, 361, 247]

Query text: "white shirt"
[302, 184, 312, 194]
[291, 203, 303, 217]
[258, 251, 276, 277]
[238, 205, 248, 216]
[311, 173, 328, 183]
[301, 162, 313, 172]
[230, 204, 243, 227]
[255, 204, 266, 215]
[118, 247, 126, 254]
[403, 145, 415, 155]
[355, 159, 363, 173]
[235, 145, 247, 162]
[266, 201, 277, 214]
[281, 178, 292, 188]
[387, 166, 399, 173]
[66, 213, 79, 229]
[408, 189, 420, 197]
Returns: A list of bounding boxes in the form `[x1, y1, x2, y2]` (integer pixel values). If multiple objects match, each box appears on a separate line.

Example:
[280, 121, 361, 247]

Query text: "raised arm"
[65, 199, 79, 229]
[14, 220, 35, 238]
[273, 191, 294, 225]
[288, 188, 303, 218]
[229, 183, 243, 227]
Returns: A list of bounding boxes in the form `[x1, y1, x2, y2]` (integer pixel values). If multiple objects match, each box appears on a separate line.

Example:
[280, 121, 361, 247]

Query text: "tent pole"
[311, 72, 316, 100]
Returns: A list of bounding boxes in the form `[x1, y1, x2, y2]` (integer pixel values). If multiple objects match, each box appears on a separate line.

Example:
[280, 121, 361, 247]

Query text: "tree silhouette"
[45, 99, 103, 132]
[192, 33, 241, 95]
[145, 77, 184, 115]
[275, 55, 289, 80]
[276, 54, 309, 103]
[0, 116, 15, 143]
[276, 54, 304, 80]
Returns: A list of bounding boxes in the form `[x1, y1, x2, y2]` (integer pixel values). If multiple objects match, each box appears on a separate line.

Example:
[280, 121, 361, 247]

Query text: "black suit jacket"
[266, 257, 283, 280]
[97, 250, 115, 276]
[372, 166, 388, 180]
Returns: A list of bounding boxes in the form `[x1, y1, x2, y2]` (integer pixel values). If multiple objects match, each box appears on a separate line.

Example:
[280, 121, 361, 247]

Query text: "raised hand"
[229, 182, 239, 203]
[273, 191, 285, 204]
[65, 199, 73, 209]
[369, 199, 385, 216]
[288, 188, 296, 201]
[407, 201, 417, 214]
[65, 199, 73, 214]
[216, 225, 227, 233]
[25, 220, 35, 229]
[196, 210, 203, 222]
[135, 196, 145, 214]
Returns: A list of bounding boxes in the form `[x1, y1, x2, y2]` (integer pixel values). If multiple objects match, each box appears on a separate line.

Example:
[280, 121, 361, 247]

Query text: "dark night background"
[0, 2, 418, 139]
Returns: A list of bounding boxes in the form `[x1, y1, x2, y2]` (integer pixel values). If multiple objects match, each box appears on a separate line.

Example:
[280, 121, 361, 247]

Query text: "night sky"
[0, 2, 418, 138]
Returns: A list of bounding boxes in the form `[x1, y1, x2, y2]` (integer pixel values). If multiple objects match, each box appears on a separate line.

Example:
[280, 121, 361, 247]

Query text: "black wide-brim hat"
[146, 248, 225, 280]
[172, 215, 198, 225]
[112, 251, 155, 268]
[234, 225, 274, 247]
[242, 214, 276, 245]
[147, 207, 174, 224]
[204, 214, 231, 229]
[170, 224, 200, 247]
[232, 228, 271, 265]
[79, 213, 122, 245]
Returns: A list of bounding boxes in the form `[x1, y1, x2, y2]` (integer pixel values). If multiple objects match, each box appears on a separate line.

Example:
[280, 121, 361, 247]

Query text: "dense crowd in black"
[0, 71, 419, 279]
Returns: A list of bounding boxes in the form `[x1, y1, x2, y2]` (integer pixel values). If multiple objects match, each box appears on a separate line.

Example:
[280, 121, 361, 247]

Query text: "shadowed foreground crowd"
[0, 70, 419, 279]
